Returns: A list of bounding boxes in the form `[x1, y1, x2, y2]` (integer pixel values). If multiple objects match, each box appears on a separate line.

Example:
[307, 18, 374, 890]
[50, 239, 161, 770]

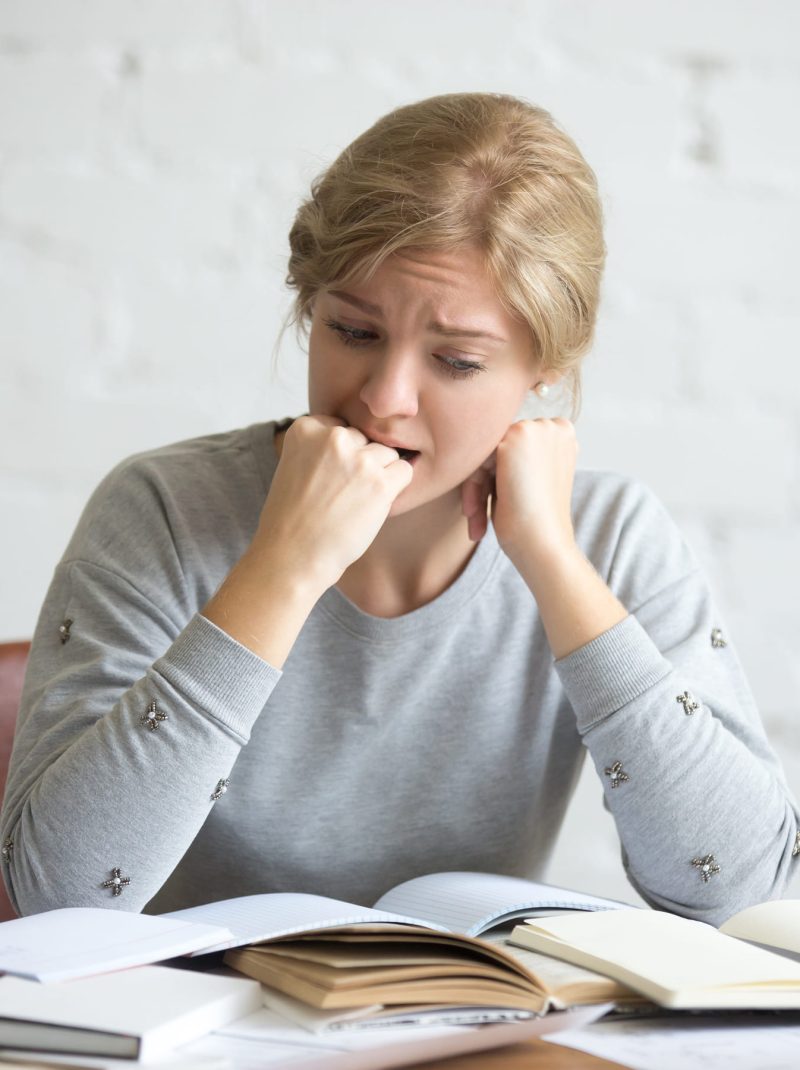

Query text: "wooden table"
[0, 1043, 623, 1070]
[405, 1037, 623, 1069]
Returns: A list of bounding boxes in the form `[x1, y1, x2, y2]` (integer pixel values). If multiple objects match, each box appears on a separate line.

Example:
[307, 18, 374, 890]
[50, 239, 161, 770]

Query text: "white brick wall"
[1, 0, 798, 900]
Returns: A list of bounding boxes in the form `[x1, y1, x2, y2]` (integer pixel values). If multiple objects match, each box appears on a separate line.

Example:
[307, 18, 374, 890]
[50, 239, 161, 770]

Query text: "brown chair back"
[0, 640, 30, 920]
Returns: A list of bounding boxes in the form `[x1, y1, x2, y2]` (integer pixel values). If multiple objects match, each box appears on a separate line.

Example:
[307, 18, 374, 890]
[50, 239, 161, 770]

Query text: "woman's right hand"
[204, 415, 413, 666]
[253, 415, 414, 593]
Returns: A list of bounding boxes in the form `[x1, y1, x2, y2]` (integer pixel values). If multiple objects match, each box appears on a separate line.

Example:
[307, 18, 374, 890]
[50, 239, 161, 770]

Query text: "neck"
[338, 492, 478, 617]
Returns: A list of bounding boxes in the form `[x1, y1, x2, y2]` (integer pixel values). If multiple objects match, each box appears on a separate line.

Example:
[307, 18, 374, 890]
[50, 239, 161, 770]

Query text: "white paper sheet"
[217, 1006, 467, 1050]
[546, 1012, 800, 1070]
[0, 909, 231, 982]
[211, 1002, 612, 1070]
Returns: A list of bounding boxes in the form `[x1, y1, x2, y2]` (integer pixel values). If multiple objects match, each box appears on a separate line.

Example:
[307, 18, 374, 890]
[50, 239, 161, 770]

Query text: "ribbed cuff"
[153, 613, 282, 739]
[555, 614, 671, 734]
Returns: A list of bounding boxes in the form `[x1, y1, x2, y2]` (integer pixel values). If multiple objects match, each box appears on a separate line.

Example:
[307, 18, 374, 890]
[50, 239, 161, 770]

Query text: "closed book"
[508, 904, 800, 1010]
[0, 964, 262, 1060]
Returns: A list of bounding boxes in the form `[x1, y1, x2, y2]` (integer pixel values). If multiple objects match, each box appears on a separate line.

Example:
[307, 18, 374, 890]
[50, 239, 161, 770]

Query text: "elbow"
[629, 818, 799, 928]
[1, 854, 64, 918]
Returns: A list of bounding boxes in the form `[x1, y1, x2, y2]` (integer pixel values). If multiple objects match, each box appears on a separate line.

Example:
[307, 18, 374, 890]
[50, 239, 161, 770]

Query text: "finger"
[462, 453, 494, 502]
[479, 453, 497, 476]
[467, 509, 486, 542]
[384, 455, 415, 495]
[467, 470, 493, 541]
[304, 413, 348, 430]
[461, 475, 483, 518]
[361, 441, 404, 466]
[463, 466, 492, 515]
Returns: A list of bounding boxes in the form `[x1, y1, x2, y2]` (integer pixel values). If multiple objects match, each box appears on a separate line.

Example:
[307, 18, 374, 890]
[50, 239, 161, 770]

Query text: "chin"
[386, 491, 415, 517]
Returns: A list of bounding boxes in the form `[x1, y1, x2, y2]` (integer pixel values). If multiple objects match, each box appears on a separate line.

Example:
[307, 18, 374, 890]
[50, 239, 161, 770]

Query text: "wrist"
[243, 540, 330, 602]
[244, 531, 334, 602]
[507, 535, 583, 594]
[515, 545, 628, 660]
[202, 543, 326, 668]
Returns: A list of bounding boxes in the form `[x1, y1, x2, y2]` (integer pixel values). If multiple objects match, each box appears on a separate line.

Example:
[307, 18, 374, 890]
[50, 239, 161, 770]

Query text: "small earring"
[534, 382, 550, 399]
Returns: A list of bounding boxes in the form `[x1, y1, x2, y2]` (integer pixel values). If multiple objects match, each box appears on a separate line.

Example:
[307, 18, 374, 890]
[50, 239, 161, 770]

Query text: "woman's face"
[307, 244, 542, 518]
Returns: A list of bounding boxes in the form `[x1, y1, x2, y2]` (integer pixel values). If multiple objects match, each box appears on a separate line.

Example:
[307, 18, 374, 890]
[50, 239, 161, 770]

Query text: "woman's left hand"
[461, 418, 579, 571]
[463, 418, 629, 658]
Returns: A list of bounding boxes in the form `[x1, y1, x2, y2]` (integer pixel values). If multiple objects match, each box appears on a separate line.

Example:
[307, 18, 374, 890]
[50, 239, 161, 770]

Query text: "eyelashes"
[321, 318, 486, 381]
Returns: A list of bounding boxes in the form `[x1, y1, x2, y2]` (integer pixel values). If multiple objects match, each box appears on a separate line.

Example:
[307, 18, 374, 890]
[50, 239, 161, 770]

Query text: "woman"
[2, 93, 797, 925]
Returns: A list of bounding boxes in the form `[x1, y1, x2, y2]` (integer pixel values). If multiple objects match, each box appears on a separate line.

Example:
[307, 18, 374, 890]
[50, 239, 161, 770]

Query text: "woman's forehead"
[333, 247, 501, 310]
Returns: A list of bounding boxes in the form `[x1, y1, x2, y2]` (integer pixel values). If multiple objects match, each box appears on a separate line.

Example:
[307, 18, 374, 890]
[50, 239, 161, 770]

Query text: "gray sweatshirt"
[2, 419, 798, 926]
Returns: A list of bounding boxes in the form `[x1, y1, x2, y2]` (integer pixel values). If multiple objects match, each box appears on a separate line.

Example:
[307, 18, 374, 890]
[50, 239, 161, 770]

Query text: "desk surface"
[412, 1037, 622, 1069]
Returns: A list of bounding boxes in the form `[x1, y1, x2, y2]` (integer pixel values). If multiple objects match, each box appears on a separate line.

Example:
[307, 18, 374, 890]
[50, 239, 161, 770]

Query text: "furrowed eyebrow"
[327, 290, 508, 345]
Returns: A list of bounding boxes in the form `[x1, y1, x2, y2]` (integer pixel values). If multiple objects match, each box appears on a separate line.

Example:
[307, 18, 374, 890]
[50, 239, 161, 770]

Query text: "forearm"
[2, 610, 281, 915]
[506, 469, 799, 922]
[202, 543, 325, 669]
[556, 610, 800, 925]
[513, 543, 628, 660]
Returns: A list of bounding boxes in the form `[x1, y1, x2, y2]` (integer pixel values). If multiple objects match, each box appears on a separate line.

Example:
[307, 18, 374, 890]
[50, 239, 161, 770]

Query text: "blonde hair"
[282, 92, 605, 416]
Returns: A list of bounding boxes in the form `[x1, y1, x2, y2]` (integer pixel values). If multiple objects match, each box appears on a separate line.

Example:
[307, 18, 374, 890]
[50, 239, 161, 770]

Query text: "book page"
[720, 900, 800, 956]
[513, 910, 800, 1007]
[0, 908, 232, 982]
[481, 928, 631, 995]
[259, 981, 537, 1032]
[163, 893, 448, 954]
[373, 871, 628, 936]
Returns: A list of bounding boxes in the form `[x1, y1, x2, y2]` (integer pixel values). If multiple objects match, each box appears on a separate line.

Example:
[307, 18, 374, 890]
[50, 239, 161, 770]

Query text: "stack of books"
[2, 870, 800, 1061]
[0, 966, 262, 1060]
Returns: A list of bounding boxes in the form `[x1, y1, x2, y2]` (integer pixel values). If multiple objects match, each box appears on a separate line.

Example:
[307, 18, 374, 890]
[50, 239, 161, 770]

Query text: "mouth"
[395, 447, 420, 465]
[362, 430, 421, 465]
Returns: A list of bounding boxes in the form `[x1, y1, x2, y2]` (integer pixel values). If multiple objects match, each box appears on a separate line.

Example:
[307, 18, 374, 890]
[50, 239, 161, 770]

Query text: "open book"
[167, 871, 628, 948]
[224, 923, 642, 1022]
[0, 870, 624, 991]
[164, 871, 635, 1017]
[508, 900, 800, 1009]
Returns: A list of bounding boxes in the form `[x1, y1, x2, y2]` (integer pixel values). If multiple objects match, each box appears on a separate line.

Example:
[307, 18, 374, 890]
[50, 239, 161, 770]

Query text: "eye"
[437, 357, 484, 381]
[322, 318, 376, 347]
[322, 318, 486, 381]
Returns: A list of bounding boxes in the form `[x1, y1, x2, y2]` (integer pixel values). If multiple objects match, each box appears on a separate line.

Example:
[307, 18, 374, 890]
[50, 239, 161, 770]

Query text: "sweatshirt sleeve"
[554, 478, 800, 927]
[0, 454, 282, 916]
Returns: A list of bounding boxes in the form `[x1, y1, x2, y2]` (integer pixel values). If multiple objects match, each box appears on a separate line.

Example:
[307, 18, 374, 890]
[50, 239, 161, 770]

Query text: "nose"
[358, 351, 419, 420]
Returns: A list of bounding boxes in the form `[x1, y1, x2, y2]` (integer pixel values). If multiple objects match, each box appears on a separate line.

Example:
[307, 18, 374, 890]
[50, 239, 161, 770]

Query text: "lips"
[361, 429, 420, 463]
[382, 444, 420, 466]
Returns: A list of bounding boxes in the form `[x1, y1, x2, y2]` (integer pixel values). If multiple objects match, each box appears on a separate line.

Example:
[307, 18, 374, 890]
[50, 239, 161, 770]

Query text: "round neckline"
[319, 522, 500, 642]
[249, 417, 503, 644]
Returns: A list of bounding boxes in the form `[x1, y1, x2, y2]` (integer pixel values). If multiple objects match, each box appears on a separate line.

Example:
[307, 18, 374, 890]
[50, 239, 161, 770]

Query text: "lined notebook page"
[163, 893, 446, 954]
[373, 872, 628, 936]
